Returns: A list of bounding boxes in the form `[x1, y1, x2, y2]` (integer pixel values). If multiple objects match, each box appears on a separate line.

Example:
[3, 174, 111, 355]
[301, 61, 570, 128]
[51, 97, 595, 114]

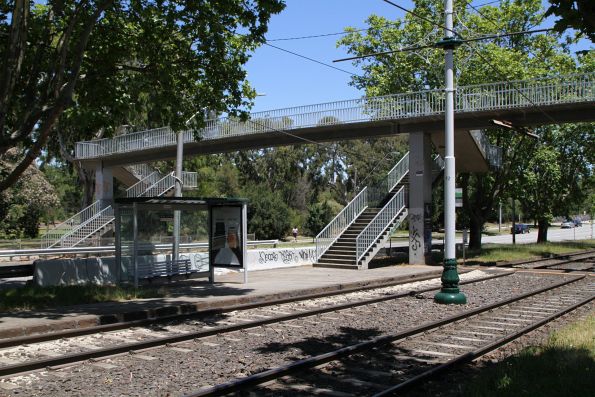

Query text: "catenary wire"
[333, 28, 552, 62]
[381, 0, 458, 37]
[376, 0, 560, 124]
[265, 21, 400, 42]
[264, 43, 361, 77]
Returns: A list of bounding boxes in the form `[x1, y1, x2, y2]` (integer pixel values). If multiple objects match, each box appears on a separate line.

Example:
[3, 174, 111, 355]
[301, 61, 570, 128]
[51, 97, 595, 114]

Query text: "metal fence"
[40, 201, 104, 248]
[315, 187, 368, 260]
[387, 152, 410, 192]
[75, 73, 594, 160]
[356, 187, 406, 262]
[1, 240, 280, 260]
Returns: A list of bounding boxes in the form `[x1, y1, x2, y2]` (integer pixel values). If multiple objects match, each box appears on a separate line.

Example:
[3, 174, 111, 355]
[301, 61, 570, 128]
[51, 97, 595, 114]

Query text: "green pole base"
[434, 288, 467, 304]
[434, 257, 467, 304]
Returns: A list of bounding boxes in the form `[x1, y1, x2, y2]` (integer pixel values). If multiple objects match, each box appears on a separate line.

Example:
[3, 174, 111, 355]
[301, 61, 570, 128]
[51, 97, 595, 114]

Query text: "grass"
[0, 284, 168, 312]
[461, 240, 595, 266]
[461, 313, 595, 396]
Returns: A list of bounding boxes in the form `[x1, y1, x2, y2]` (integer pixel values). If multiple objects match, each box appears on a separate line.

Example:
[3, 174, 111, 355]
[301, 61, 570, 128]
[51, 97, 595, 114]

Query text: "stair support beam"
[95, 163, 114, 209]
[408, 131, 433, 265]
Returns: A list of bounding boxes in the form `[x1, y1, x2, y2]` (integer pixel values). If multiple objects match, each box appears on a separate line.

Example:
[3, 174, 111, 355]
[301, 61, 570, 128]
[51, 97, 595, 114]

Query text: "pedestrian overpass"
[75, 73, 593, 167]
[47, 73, 593, 266]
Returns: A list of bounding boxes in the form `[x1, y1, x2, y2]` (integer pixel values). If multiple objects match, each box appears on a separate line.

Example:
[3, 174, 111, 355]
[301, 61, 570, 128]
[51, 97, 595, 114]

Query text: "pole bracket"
[435, 37, 463, 49]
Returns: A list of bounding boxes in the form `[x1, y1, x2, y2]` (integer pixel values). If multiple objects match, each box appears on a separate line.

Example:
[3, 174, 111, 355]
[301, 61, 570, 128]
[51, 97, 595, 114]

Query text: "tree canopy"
[545, 0, 595, 42]
[338, 0, 594, 245]
[0, 0, 285, 192]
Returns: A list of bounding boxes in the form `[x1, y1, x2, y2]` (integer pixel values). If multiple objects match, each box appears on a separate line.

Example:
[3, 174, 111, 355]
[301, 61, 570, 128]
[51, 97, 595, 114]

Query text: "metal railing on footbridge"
[315, 152, 411, 261]
[356, 186, 407, 263]
[75, 73, 594, 160]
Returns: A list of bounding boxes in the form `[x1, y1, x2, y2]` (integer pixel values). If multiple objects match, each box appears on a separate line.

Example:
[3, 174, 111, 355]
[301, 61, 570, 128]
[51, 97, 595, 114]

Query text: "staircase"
[41, 166, 198, 248]
[314, 152, 444, 269]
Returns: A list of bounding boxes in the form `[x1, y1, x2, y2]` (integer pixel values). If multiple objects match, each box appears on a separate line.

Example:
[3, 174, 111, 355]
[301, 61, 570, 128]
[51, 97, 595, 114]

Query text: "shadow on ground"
[248, 326, 444, 396]
[0, 279, 254, 322]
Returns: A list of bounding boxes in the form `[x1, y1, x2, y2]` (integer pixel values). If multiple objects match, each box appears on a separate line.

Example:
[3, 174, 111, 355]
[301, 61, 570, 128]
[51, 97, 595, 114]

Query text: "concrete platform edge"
[0, 269, 446, 339]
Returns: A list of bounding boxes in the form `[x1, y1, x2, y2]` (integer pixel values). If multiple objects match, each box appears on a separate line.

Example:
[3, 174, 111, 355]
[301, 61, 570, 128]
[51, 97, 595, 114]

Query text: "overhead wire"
[264, 43, 360, 77]
[333, 28, 553, 62]
[265, 21, 400, 42]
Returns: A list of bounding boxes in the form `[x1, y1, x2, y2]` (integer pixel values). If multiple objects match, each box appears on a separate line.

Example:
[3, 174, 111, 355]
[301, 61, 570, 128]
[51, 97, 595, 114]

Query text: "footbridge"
[75, 73, 594, 170]
[53, 73, 594, 263]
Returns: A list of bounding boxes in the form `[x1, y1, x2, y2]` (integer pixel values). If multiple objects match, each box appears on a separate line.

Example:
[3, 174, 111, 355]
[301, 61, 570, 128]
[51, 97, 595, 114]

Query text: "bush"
[305, 201, 335, 236]
[243, 184, 291, 240]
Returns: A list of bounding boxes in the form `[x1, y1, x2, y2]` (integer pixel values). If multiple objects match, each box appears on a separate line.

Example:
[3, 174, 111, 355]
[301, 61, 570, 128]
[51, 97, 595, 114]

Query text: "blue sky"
[245, 0, 406, 113]
[244, 0, 591, 113]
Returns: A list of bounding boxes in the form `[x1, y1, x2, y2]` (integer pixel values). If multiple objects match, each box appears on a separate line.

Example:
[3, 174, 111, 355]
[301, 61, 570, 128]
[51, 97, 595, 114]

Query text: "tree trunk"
[537, 219, 549, 243]
[80, 168, 95, 208]
[58, 132, 95, 208]
[469, 215, 483, 250]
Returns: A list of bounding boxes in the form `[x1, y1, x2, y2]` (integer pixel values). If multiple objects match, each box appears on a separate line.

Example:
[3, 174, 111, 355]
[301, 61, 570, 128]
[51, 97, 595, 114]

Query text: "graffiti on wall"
[410, 213, 422, 252]
[257, 248, 317, 265]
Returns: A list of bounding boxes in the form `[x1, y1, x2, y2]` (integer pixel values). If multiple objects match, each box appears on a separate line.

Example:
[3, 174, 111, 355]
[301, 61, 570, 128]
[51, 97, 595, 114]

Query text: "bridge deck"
[75, 74, 594, 168]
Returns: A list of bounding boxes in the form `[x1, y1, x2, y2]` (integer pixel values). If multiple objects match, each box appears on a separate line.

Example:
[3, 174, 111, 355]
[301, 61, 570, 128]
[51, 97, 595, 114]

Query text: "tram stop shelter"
[114, 197, 248, 287]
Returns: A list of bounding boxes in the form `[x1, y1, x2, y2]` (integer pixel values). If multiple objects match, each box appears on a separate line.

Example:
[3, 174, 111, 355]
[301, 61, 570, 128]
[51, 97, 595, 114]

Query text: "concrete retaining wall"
[33, 246, 317, 286]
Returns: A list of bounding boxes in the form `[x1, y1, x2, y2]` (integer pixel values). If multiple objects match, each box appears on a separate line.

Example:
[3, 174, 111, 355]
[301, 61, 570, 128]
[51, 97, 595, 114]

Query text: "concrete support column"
[95, 163, 113, 209]
[409, 132, 433, 264]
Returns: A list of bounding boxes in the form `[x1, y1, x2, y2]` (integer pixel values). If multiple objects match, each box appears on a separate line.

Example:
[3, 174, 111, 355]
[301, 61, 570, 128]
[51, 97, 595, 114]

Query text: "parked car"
[511, 224, 530, 234]
[573, 219, 582, 227]
[560, 221, 574, 229]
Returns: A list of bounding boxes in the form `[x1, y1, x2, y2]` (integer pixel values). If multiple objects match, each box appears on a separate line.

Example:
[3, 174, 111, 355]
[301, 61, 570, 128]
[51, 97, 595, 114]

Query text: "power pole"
[434, 0, 466, 304]
[173, 131, 184, 262]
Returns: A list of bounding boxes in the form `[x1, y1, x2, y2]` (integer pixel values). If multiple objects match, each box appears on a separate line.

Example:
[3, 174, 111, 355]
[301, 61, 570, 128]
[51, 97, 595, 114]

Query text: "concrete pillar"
[409, 132, 433, 264]
[95, 163, 113, 209]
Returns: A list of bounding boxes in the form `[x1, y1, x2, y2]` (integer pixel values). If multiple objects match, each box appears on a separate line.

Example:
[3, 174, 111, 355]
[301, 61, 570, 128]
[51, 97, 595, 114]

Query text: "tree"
[0, 149, 60, 238]
[305, 201, 334, 237]
[545, 0, 595, 42]
[0, 0, 285, 192]
[513, 123, 594, 242]
[515, 145, 562, 242]
[339, 0, 585, 248]
[243, 183, 291, 240]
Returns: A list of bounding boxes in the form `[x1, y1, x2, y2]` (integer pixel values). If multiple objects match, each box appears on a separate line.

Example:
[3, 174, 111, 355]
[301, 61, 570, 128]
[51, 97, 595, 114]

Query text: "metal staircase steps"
[314, 152, 443, 270]
[41, 167, 198, 248]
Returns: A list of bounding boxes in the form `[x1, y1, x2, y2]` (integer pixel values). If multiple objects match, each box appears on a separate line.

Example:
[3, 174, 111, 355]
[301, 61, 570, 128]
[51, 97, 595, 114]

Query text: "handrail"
[432, 154, 445, 171]
[56, 205, 115, 248]
[126, 171, 161, 197]
[470, 131, 502, 169]
[126, 163, 154, 180]
[1, 240, 280, 258]
[75, 73, 594, 160]
[139, 172, 176, 197]
[356, 186, 406, 262]
[315, 187, 368, 260]
[386, 152, 410, 192]
[182, 171, 198, 188]
[40, 201, 103, 248]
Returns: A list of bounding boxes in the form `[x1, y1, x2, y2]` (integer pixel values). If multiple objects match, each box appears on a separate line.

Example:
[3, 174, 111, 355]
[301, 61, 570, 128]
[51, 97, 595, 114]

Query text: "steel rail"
[521, 252, 595, 270]
[0, 240, 279, 258]
[0, 272, 512, 377]
[374, 290, 594, 396]
[183, 275, 586, 397]
[498, 249, 595, 268]
[0, 271, 456, 348]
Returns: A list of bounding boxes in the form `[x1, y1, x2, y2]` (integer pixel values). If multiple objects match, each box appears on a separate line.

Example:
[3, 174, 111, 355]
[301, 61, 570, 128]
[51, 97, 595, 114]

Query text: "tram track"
[4, 249, 592, 349]
[0, 271, 511, 378]
[185, 275, 594, 397]
[0, 255, 592, 395]
[505, 249, 595, 271]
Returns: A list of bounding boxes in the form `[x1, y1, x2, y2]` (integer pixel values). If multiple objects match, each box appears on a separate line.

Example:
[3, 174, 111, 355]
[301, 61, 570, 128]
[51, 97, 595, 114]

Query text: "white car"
[560, 221, 574, 229]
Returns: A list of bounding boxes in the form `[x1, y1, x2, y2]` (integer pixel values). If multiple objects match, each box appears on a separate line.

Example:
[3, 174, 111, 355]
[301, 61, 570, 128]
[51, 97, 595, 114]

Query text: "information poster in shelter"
[210, 206, 243, 268]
